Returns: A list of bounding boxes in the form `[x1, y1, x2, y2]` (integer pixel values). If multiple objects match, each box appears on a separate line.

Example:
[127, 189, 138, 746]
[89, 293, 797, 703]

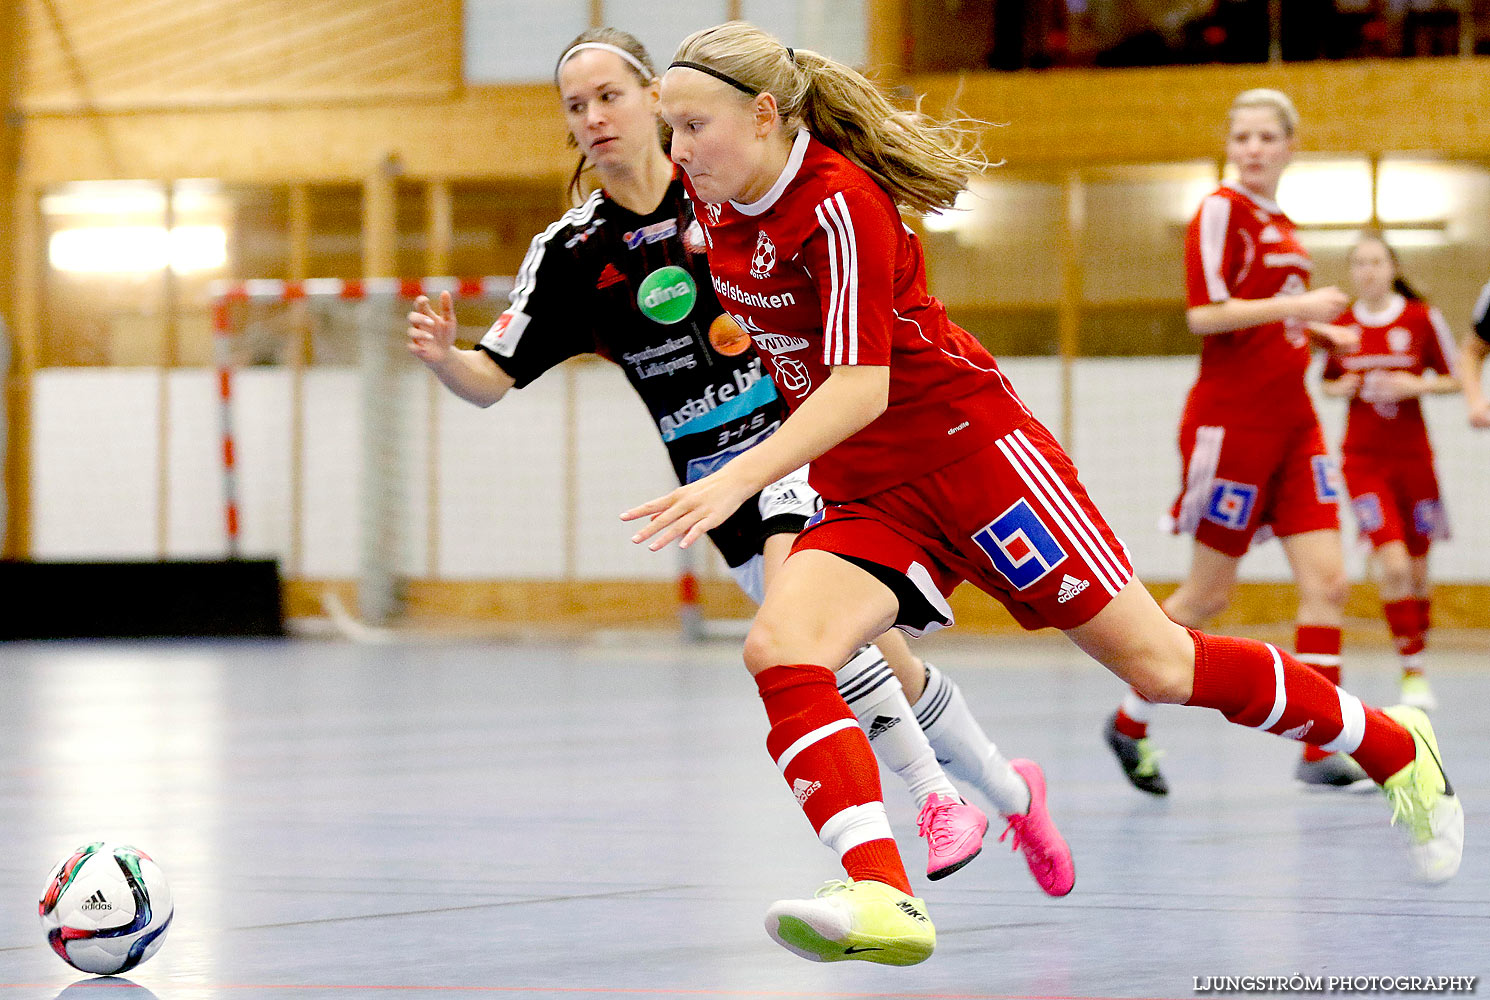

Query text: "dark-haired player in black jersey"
[406, 27, 1073, 894]
[1463, 279, 1490, 428]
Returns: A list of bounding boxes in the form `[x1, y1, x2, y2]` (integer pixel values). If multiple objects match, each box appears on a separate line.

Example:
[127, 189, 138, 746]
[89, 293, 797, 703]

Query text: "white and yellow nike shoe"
[764, 879, 934, 966]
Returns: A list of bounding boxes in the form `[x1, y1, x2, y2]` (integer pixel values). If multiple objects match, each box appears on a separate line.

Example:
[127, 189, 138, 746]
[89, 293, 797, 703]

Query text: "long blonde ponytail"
[672, 22, 989, 214]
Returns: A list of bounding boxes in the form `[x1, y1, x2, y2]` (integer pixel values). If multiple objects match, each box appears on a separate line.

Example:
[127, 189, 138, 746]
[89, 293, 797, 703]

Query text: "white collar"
[732, 130, 812, 217]
[1352, 293, 1407, 327]
[1224, 180, 1283, 216]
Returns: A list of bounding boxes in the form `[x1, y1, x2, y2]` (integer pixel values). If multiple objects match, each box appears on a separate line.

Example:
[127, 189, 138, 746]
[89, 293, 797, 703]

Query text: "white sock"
[836, 645, 960, 809]
[1120, 688, 1156, 723]
[914, 662, 1031, 816]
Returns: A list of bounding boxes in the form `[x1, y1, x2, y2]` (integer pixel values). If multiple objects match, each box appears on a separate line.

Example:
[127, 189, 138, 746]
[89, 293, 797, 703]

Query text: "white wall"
[463, 0, 867, 84]
[30, 357, 1490, 582]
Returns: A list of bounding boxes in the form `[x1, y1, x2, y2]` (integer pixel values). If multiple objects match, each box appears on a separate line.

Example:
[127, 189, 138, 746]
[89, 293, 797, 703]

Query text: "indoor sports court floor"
[1, 630, 1485, 1000]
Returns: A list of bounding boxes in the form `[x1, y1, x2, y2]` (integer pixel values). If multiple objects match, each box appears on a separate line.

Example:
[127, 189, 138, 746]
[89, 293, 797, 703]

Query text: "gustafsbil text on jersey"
[477, 174, 788, 566]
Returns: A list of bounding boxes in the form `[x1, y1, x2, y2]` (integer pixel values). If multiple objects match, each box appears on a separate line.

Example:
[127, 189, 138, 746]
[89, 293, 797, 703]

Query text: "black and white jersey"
[1473, 279, 1490, 345]
[478, 175, 794, 567]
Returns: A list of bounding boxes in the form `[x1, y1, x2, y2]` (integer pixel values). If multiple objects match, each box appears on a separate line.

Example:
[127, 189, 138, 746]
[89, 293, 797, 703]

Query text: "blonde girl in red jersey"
[407, 27, 1079, 890]
[1105, 89, 1370, 794]
[624, 23, 1461, 965]
[1321, 233, 1461, 710]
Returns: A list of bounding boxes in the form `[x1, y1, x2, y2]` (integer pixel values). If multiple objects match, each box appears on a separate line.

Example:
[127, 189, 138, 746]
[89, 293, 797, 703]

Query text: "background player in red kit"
[626, 22, 1463, 966]
[1105, 89, 1368, 794]
[1321, 233, 1461, 710]
[406, 28, 1072, 892]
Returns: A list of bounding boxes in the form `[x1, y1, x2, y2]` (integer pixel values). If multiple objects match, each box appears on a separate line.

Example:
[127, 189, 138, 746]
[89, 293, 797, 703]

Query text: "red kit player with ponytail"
[1322, 232, 1462, 711]
[624, 23, 1463, 967]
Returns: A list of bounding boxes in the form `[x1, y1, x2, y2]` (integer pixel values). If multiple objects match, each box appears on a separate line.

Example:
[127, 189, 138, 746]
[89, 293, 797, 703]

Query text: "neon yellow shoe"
[764, 879, 934, 966]
[1399, 671, 1438, 711]
[1381, 705, 1463, 884]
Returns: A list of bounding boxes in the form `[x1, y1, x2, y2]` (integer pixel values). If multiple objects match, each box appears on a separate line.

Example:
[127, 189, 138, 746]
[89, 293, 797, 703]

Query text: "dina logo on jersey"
[750, 230, 777, 279]
[637, 266, 697, 325]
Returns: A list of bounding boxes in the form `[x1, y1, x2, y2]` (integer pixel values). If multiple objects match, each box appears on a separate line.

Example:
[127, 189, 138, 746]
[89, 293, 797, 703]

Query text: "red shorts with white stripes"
[1341, 451, 1448, 556]
[1168, 418, 1341, 558]
[792, 419, 1134, 635]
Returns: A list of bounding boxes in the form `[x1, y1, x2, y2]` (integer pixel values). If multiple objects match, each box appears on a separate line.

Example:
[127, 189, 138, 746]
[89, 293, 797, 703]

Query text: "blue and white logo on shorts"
[1352, 493, 1384, 534]
[1311, 455, 1343, 503]
[1413, 499, 1445, 538]
[1204, 480, 1257, 531]
[972, 499, 1067, 590]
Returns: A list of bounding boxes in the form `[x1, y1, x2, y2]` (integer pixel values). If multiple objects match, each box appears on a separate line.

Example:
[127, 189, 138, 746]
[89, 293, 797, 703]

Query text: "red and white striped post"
[211, 287, 247, 558]
[207, 277, 509, 564]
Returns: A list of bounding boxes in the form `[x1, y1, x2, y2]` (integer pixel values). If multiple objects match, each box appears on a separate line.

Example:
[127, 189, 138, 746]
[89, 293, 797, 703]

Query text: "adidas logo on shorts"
[1057, 574, 1090, 604]
[793, 777, 822, 804]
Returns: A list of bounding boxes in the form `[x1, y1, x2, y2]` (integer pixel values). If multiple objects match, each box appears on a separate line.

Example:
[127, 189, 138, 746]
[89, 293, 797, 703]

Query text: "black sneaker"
[1295, 752, 1369, 787]
[1103, 712, 1169, 796]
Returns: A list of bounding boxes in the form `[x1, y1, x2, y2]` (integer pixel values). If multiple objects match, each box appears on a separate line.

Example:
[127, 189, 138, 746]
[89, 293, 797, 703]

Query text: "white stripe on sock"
[775, 718, 859, 774]
[1252, 643, 1288, 731]
[816, 801, 894, 856]
[1320, 690, 1366, 754]
[1120, 689, 1156, 723]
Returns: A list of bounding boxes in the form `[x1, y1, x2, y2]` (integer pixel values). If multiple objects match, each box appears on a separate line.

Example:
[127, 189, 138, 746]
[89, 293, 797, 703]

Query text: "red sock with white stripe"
[755, 663, 911, 895]
[1183, 629, 1414, 784]
[1384, 599, 1426, 660]
[1113, 688, 1154, 739]
[1294, 625, 1342, 762]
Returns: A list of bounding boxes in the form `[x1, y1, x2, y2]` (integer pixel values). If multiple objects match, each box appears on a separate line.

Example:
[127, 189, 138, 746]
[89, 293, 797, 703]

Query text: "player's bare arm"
[623, 365, 891, 551]
[1186, 286, 1349, 336]
[1305, 320, 1361, 353]
[1320, 372, 1362, 398]
[408, 291, 516, 408]
[1460, 334, 1490, 427]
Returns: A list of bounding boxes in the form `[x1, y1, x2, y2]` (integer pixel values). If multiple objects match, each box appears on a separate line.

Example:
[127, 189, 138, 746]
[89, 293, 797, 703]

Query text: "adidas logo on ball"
[79, 890, 111, 912]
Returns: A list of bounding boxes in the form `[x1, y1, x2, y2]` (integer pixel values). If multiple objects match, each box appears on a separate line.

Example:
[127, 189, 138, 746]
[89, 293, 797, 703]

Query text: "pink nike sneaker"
[916, 793, 989, 881]
[1000, 759, 1075, 897]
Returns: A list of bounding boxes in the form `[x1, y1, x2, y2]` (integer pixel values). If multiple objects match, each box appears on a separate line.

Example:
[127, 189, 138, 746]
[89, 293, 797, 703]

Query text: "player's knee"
[1114, 623, 1197, 704]
[1167, 582, 1232, 625]
[742, 621, 782, 676]
[1300, 565, 1349, 611]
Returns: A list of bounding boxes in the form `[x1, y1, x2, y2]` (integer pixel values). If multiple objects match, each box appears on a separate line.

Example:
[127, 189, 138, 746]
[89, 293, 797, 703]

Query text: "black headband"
[669, 60, 758, 96]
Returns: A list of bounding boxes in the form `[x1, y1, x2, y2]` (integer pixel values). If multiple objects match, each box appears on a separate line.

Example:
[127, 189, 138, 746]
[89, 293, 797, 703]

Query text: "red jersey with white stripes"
[1183, 182, 1315, 428]
[685, 130, 1030, 501]
[1321, 295, 1456, 456]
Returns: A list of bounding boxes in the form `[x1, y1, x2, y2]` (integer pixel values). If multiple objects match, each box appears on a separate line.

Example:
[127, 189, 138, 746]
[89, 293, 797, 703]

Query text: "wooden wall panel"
[17, 59, 1490, 188]
[22, 0, 460, 112]
[914, 59, 1490, 165]
[20, 85, 574, 185]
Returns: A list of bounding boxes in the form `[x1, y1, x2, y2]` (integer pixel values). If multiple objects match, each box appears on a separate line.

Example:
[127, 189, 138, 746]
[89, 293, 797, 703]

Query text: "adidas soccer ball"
[38, 843, 174, 975]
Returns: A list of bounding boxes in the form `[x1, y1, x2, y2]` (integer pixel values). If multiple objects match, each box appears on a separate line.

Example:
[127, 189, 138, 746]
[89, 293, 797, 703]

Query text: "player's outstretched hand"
[1306, 320, 1360, 353]
[1470, 402, 1490, 429]
[1293, 286, 1351, 323]
[622, 471, 758, 552]
[408, 291, 458, 364]
[1360, 369, 1421, 404]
